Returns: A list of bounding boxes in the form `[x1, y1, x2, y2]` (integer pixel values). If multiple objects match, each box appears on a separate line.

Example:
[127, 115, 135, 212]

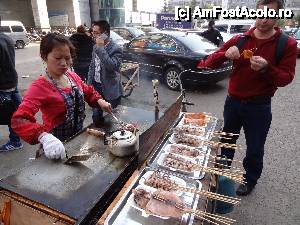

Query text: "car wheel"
[164, 67, 181, 91]
[16, 41, 25, 49]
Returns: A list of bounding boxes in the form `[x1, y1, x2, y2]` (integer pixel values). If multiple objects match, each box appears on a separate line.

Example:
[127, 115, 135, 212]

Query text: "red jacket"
[201, 27, 297, 99]
[11, 71, 102, 144]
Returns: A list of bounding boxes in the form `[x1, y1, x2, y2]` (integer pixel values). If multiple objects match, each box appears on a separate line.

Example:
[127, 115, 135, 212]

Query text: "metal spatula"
[64, 152, 91, 164]
[35, 145, 91, 164]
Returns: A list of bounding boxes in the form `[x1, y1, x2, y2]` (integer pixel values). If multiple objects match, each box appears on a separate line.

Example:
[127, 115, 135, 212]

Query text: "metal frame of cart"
[120, 63, 140, 98]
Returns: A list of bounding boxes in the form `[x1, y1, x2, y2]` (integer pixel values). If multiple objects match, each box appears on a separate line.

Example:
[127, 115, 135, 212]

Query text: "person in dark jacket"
[201, 20, 223, 46]
[69, 25, 94, 82]
[0, 29, 23, 151]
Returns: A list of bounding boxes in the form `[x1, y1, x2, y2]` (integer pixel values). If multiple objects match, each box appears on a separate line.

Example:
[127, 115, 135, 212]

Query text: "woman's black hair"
[40, 33, 76, 61]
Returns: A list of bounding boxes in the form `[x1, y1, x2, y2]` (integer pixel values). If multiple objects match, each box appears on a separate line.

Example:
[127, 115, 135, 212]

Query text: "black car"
[139, 26, 161, 35]
[122, 31, 232, 90]
[112, 27, 145, 41]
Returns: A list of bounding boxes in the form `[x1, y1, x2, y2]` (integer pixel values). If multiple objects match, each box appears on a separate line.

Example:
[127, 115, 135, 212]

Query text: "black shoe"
[236, 183, 255, 196]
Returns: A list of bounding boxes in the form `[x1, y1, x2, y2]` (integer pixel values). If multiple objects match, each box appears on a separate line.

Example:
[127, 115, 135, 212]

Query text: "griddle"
[0, 105, 165, 224]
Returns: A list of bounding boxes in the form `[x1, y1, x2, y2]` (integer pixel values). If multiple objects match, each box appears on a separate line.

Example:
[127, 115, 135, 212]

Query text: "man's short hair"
[93, 20, 110, 36]
[208, 20, 215, 27]
[256, 0, 284, 10]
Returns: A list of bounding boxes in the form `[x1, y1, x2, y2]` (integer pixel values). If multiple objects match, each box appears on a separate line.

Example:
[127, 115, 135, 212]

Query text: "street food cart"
[0, 94, 242, 225]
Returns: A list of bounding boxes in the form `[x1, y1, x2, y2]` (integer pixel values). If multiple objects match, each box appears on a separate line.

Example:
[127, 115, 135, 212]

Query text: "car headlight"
[297, 42, 300, 48]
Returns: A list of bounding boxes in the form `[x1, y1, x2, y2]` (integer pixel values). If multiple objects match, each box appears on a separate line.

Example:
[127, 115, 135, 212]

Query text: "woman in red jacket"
[11, 33, 112, 160]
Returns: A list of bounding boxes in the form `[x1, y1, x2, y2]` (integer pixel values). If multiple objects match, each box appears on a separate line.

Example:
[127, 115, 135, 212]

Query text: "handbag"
[0, 93, 17, 125]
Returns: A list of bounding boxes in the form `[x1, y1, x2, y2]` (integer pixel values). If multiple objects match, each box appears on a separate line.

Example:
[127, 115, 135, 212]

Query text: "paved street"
[0, 42, 299, 225]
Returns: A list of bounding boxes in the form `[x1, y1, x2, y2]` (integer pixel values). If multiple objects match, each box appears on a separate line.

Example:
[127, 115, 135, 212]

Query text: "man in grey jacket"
[88, 20, 123, 125]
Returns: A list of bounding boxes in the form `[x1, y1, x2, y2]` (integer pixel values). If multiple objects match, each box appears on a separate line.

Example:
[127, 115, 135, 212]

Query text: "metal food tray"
[146, 112, 218, 180]
[105, 167, 202, 225]
[147, 136, 210, 180]
[176, 113, 219, 140]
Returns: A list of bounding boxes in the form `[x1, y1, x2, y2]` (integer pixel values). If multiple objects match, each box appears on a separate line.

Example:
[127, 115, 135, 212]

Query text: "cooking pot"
[104, 129, 138, 157]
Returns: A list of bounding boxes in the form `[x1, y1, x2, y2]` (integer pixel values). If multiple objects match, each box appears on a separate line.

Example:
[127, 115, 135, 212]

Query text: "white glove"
[39, 133, 66, 160]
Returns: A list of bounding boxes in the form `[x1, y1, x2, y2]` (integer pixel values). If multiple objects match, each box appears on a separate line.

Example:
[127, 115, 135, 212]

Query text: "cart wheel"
[121, 74, 134, 98]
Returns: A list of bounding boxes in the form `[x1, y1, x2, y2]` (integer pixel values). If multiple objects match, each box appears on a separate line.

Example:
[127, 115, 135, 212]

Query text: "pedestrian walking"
[201, 20, 223, 46]
[0, 25, 23, 151]
[70, 25, 94, 82]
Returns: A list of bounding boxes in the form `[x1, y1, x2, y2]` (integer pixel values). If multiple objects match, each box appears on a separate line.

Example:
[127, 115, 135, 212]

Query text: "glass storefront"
[99, 0, 125, 27]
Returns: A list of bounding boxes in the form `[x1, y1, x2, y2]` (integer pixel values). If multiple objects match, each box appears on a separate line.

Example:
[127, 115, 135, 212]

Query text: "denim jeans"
[220, 95, 272, 186]
[0, 88, 22, 143]
[92, 81, 121, 123]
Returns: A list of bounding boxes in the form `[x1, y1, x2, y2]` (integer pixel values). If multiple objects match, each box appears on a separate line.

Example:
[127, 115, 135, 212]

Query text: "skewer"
[150, 169, 241, 204]
[195, 210, 236, 224]
[165, 154, 245, 183]
[192, 165, 245, 184]
[172, 185, 240, 205]
[209, 160, 243, 173]
[214, 155, 243, 164]
[191, 211, 233, 225]
[203, 140, 241, 150]
[192, 214, 221, 225]
[152, 194, 235, 225]
[193, 148, 243, 164]
[213, 131, 240, 136]
[211, 135, 233, 140]
[199, 189, 241, 202]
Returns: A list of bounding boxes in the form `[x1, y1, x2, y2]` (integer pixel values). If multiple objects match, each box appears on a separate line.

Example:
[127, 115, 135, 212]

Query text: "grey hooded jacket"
[87, 40, 123, 100]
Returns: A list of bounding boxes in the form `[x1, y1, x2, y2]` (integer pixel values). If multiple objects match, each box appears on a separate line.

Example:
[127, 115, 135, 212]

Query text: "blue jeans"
[220, 95, 272, 186]
[92, 81, 121, 123]
[0, 88, 22, 143]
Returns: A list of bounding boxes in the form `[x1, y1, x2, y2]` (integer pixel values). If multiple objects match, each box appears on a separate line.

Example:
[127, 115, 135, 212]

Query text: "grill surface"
[0, 105, 165, 223]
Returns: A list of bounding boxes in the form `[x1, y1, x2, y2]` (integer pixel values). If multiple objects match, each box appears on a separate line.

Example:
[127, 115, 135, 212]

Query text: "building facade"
[0, 0, 126, 30]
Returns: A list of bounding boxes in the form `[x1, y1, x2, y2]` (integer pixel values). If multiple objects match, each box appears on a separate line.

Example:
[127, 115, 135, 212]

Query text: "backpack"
[236, 32, 289, 65]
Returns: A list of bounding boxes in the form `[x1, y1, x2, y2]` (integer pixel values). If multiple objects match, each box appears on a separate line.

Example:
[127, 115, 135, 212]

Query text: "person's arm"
[199, 35, 239, 69]
[94, 45, 122, 74]
[11, 82, 48, 144]
[264, 40, 297, 87]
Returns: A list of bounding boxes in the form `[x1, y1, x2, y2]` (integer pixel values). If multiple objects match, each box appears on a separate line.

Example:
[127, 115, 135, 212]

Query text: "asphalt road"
[0, 42, 299, 225]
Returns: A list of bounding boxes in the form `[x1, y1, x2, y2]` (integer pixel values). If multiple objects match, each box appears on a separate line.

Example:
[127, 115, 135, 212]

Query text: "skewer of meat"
[169, 144, 201, 158]
[174, 133, 241, 150]
[163, 153, 245, 184]
[168, 144, 243, 171]
[163, 153, 194, 172]
[173, 125, 205, 137]
[184, 112, 213, 120]
[151, 191, 236, 225]
[144, 171, 178, 192]
[173, 133, 203, 147]
[183, 118, 207, 127]
[132, 188, 236, 224]
[143, 171, 241, 205]
[132, 188, 185, 218]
